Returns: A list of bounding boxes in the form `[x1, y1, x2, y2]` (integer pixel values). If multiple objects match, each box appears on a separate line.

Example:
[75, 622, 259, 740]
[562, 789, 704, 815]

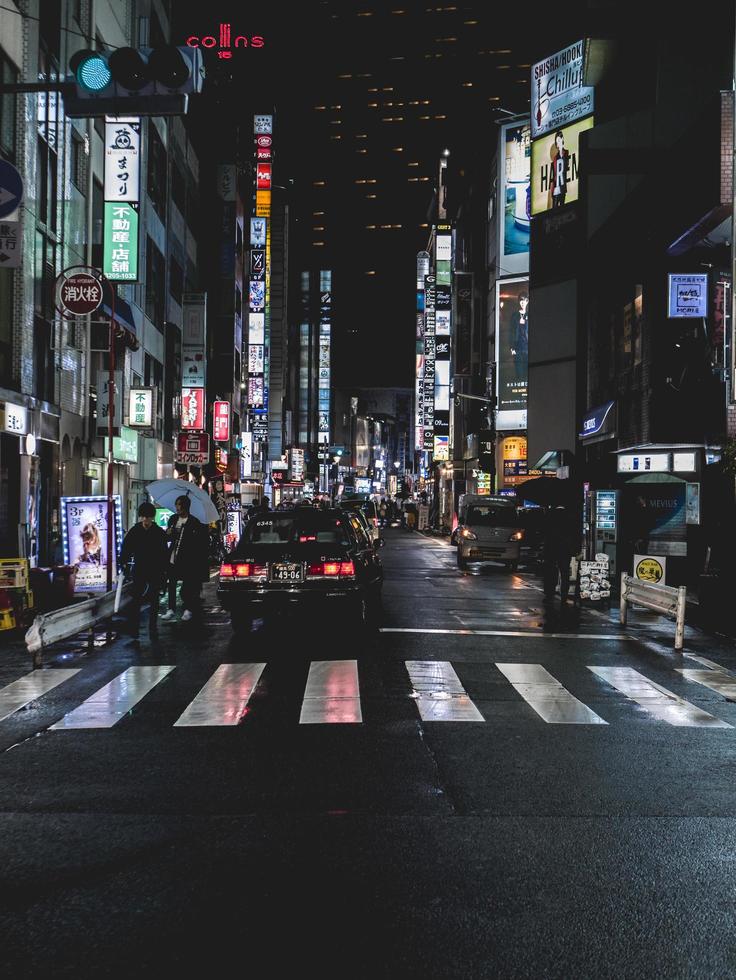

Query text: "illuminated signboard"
[530, 116, 594, 215]
[104, 117, 140, 201]
[103, 202, 139, 281]
[213, 400, 230, 442]
[181, 387, 205, 430]
[531, 40, 594, 139]
[128, 387, 154, 427]
[667, 274, 708, 318]
[500, 121, 530, 276]
[496, 277, 529, 431]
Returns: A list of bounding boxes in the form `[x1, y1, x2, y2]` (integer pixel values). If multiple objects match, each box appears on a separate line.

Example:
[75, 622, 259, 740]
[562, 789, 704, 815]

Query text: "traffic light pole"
[107, 283, 116, 593]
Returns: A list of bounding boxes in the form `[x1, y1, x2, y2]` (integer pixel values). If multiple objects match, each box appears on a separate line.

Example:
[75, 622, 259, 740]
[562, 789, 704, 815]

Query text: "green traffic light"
[77, 54, 112, 92]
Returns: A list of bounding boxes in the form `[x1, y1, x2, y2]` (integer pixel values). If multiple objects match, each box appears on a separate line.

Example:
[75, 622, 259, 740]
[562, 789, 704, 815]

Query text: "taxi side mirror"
[377, 537, 386, 548]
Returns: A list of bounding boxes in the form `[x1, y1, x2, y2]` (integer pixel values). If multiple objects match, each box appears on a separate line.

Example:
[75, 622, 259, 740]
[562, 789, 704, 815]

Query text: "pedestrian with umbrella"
[145, 480, 219, 624]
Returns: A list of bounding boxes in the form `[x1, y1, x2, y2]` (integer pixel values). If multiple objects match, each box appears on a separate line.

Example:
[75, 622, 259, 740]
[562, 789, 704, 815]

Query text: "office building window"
[0, 53, 18, 161]
[147, 125, 167, 220]
[145, 237, 166, 329]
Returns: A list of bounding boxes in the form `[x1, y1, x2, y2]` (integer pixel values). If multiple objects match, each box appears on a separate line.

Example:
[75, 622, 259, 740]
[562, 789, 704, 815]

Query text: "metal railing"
[620, 572, 687, 651]
[25, 584, 133, 667]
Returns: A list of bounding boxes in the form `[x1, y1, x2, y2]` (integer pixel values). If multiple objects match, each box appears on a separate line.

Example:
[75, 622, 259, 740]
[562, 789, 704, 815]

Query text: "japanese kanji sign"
[128, 387, 155, 428]
[103, 202, 139, 281]
[57, 272, 103, 316]
[0, 220, 21, 268]
[213, 400, 230, 442]
[104, 118, 140, 202]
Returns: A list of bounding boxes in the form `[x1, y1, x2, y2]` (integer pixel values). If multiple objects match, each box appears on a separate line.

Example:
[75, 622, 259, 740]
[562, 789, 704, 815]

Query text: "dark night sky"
[173, 0, 604, 387]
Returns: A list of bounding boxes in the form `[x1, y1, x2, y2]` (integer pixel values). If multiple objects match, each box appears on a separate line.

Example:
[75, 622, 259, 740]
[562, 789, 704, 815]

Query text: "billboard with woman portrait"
[61, 495, 123, 592]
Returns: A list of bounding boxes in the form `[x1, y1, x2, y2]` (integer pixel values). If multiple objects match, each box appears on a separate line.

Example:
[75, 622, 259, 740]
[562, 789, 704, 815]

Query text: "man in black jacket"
[542, 504, 578, 602]
[120, 501, 169, 642]
[161, 494, 209, 623]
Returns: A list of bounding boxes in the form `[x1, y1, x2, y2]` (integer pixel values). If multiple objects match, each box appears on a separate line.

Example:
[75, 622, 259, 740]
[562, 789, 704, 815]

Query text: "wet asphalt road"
[1, 529, 736, 978]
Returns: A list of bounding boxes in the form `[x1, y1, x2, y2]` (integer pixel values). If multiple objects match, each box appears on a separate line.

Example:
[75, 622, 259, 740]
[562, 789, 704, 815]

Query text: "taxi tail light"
[219, 563, 235, 577]
[231, 563, 268, 578]
[307, 561, 355, 577]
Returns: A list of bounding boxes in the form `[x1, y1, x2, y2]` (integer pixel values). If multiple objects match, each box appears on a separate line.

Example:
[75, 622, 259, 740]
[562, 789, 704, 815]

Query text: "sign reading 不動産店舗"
[531, 40, 594, 139]
[103, 202, 139, 281]
[667, 274, 708, 318]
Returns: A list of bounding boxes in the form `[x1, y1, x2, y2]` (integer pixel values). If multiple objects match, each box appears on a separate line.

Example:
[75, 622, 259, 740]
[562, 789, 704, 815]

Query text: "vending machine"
[592, 490, 619, 579]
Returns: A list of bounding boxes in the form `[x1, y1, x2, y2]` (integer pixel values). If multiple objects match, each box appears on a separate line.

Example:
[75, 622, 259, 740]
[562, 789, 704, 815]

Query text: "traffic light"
[66, 46, 205, 117]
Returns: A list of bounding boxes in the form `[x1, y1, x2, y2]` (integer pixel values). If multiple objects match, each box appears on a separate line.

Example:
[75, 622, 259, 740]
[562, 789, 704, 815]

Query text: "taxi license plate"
[271, 563, 302, 583]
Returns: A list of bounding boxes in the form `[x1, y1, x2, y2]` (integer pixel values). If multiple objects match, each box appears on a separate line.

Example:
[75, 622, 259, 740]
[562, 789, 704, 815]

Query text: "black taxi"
[218, 508, 384, 632]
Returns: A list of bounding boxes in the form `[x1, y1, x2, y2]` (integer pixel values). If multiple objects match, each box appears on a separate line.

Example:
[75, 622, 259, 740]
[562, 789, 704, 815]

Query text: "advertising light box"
[667, 274, 708, 318]
[531, 40, 594, 139]
[617, 453, 669, 473]
[61, 495, 122, 593]
[103, 202, 139, 281]
[500, 122, 531, 275]
[531, 116, 594, 215]
[496, 278, 529, 431]
[181, 387, 205, 430]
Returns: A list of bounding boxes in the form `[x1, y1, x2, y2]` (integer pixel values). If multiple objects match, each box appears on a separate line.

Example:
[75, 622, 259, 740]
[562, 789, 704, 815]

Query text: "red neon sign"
[181, 388, 205, 430]
[213, 400, 230, 442]
[185, 25, 265, 59]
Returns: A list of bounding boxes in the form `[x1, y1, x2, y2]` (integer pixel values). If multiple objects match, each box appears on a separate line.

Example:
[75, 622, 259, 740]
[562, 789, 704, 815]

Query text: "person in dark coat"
[542, 504, 578, 601]
[120, 501, 169, 642]
[161, 495, 209, 623]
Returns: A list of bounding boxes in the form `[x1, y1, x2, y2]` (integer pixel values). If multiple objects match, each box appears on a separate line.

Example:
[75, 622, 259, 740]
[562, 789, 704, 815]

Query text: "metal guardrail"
[620, 572, 687, 650]
[25, 584, 133, 667]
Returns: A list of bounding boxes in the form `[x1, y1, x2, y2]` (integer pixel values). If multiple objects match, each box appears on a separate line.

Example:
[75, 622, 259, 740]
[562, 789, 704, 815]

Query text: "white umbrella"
[145, 478, 220, 524]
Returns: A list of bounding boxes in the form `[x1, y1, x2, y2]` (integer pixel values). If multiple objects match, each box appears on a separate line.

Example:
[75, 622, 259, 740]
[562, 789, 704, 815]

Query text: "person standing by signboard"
[120, 502, 168, 643]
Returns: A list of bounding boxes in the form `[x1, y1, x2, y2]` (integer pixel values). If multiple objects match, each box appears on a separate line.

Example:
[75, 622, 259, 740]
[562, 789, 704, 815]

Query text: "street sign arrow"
[0, 161, 23, 219]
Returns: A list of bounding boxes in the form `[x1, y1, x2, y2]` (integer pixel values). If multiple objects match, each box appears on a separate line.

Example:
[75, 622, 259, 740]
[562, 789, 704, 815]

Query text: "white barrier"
[25, 584, 133, 667]
[620, 572, 687, 651]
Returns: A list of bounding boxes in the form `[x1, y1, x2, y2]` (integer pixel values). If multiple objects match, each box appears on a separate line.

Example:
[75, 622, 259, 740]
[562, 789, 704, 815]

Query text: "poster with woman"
[61, 495, 122, 592]
[496, 277, 529, 430]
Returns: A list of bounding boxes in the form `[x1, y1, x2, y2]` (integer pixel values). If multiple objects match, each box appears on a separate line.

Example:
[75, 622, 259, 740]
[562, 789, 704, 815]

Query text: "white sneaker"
[160, 609, 176, 622]
[181, 609, 193, 622]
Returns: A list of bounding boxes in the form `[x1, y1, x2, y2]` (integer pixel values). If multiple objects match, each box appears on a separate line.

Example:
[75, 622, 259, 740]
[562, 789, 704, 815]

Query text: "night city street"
[2, 530, 736, 976]
[2, 0, 736, 976]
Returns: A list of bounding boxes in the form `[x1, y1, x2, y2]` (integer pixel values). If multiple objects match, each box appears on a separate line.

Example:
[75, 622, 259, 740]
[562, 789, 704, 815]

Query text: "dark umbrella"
[515, 476, 577, 508]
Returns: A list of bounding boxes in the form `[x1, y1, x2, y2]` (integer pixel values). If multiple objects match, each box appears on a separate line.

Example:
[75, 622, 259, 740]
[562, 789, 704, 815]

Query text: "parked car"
[455, 494, 524, 570]
[218, 509, 384, 632]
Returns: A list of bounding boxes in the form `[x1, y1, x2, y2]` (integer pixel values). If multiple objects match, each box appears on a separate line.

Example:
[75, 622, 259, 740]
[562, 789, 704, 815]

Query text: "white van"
[456, 494, 523, 570]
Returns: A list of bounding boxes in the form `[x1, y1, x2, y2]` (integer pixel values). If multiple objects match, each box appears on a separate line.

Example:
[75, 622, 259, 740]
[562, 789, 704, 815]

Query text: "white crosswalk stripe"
[2, 659, 734, 733]
[589, 666, 732, 728]
[299, 660, 362, 724]
[405, 660, 484, 721]
[50, 666, 175, 730]
[496, 663, 607, 725]
[174, 663, 266, 727]
[677, 668, 736, 702]
[0, 669, 80, 723]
